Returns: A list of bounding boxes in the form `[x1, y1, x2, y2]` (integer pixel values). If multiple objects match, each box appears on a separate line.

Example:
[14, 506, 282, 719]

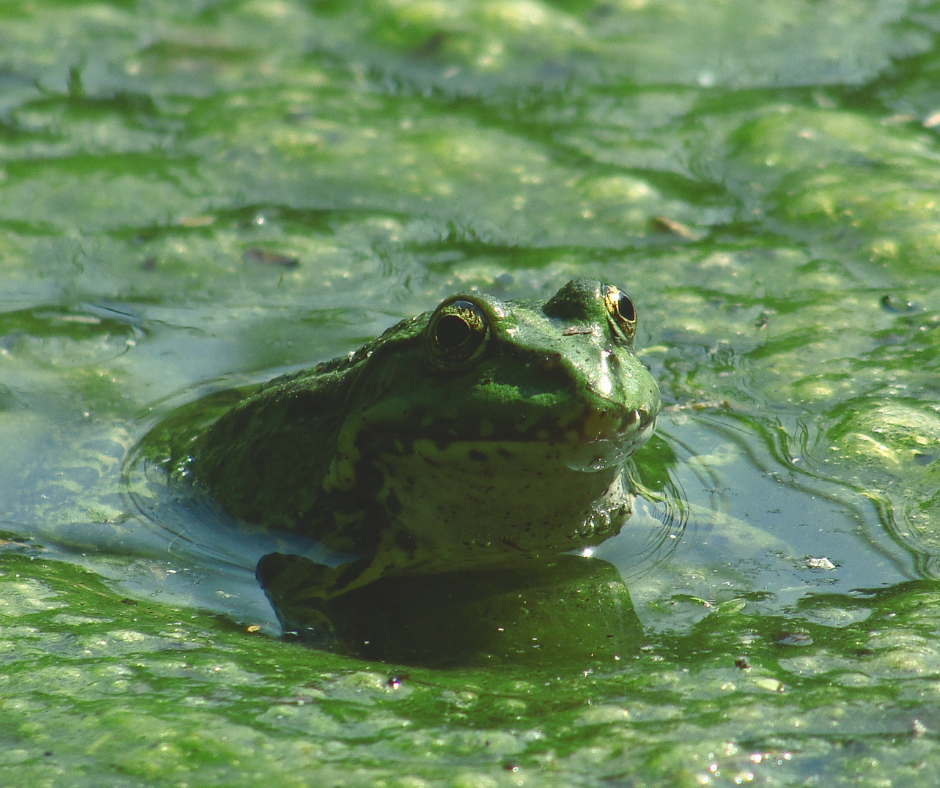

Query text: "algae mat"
[4, 1, 940, 785]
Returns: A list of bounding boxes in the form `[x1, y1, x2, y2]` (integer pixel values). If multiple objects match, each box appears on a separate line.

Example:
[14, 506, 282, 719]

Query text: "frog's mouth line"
[570, 405, 658, 444]
[363, 402, 657, 444]
[361, 405, 659, 473]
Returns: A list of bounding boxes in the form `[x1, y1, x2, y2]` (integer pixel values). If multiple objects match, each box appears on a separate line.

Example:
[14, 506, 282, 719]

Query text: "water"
[4, 0, 940, 785]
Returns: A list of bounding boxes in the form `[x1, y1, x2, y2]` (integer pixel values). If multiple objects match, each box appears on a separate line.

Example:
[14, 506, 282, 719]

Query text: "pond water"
[4, 0, 940, 785]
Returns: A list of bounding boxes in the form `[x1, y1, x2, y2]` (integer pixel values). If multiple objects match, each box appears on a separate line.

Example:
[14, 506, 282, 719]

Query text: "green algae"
[5, 0, 940, 785]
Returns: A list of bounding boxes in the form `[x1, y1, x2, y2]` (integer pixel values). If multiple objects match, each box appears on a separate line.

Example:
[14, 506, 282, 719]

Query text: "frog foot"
[255, 552, 372, 642]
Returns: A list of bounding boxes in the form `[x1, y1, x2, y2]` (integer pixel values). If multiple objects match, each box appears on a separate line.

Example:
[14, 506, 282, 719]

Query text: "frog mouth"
[556, 405, 658, 472]
[375, 403, 658, 474]
[573, 404, 657, 443]
[510, 401, 657, 444]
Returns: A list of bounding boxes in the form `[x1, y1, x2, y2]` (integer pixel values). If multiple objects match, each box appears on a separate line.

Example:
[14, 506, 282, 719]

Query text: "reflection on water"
[121, 432, 658, 662]
[121, 449, 359, 635]
[602, 410, 920, 633]
[257, 551, 643, 668]
[0, 401, 928, 640]
[1, 394, 929, 653]
[120, 433, 652, 665]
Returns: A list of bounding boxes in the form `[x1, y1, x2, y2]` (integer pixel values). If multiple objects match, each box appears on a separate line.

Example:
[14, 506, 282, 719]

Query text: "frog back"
[191, 360, 360, 534]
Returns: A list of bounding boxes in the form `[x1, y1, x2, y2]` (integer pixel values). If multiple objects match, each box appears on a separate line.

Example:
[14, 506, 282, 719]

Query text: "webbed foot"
[255, 552, 371, 643]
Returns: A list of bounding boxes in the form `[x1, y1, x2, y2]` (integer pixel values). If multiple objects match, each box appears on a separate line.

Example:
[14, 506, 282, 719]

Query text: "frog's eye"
[604, 286, 637, 342]
[427, 299, 490, 367]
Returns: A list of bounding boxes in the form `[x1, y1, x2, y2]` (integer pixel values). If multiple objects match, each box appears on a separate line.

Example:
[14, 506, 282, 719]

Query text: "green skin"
[188, 278, 661, 603]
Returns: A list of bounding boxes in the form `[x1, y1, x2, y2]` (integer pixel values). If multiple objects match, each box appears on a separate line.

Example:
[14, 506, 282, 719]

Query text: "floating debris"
[243, 247, 301, 269]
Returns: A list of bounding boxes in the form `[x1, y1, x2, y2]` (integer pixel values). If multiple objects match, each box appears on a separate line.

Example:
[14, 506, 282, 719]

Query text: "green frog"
[179, 278, 660, 613]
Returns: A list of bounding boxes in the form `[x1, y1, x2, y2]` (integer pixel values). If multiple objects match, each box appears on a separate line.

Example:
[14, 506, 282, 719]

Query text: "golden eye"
[603, 285, 636, 341]
[427, 299, 490, 366]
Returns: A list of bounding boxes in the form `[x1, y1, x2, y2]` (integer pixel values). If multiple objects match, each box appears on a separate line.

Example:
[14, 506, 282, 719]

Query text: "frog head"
[319, 278, 661, 574]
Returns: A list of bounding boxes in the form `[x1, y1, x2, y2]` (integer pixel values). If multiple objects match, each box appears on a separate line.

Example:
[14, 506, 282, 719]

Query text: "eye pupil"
[615, 292, 636, 322]
[602, 285, 637, 343]
[435, 313, 472, 350]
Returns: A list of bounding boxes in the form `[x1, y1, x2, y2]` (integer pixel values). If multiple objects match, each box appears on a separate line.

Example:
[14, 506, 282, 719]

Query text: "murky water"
[4, 1, 940, 785]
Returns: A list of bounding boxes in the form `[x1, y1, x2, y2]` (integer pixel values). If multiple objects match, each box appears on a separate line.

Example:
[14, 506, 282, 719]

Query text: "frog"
[178, 278, 661, 618]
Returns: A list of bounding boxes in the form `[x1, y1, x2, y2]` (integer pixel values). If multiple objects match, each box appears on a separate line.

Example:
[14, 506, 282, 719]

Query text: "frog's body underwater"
[182, 278, 661, 613]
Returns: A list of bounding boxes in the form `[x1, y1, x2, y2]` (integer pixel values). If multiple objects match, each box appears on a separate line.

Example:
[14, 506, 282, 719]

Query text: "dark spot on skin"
[385, 489, 402, 516]
[394, 530, 418, 555]
[296, 506, 329, 538]
[283, 390, 319, 420]
[355, 461, 385, 498]
[327, 560, 372, 594]
[468, 449, 487, 462]
[497, 448, 514, 460]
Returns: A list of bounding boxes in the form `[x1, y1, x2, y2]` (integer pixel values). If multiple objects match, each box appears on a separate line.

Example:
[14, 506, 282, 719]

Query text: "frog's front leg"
[255, 552, 375, 640]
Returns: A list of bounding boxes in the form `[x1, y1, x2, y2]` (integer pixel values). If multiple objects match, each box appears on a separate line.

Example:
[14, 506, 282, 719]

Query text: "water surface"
[4, 1, 940, 785]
